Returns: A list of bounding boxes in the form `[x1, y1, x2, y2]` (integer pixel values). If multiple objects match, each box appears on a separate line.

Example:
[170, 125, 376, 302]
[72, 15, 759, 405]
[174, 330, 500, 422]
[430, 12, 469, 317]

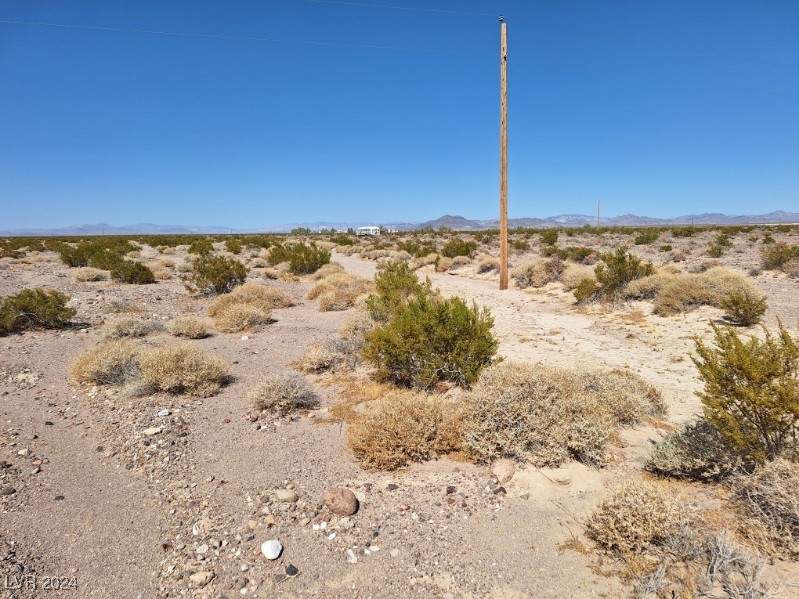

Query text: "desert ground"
[1, 226, 799, 598]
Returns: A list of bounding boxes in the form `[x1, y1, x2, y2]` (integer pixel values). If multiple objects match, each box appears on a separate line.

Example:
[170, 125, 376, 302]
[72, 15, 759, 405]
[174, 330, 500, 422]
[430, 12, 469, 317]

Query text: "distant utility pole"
[597, 200, 601, 228]
[499, 16, 509, 290]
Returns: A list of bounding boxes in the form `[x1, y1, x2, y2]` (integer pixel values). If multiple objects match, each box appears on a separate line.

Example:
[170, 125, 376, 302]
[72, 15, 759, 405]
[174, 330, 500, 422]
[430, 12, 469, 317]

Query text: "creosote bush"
[721, 290, 767, 326]
[0, 288, 75, 336]
[169, 316, 209, 339]
[590, 247, 655, 302]
[307, 272, 372, 312]
[441, 238, 477, 258]
[693, 323, 799, 464]
[110, 260, 156, 284]
[587, 479, 687, 554]
[365, 260, 432, 322]
[363, 293, 497, 390]
[268, 243, 331, 275]
[462, 362, 664, 467]
[185, 254, 247, 295]
[347, 393, 460, 470]
[760, 243, 799, 270]
[139, 344, 228, 397]
[212, 304, 271, 333]
[248, 373, 317, 416]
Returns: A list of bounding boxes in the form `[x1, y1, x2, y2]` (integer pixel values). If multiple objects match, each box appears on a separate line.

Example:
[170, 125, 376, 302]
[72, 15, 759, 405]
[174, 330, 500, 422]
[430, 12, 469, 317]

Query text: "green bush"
[573, 277, 599, 303]
[110, 261, 156, 284]
[592, 247, 654, 302]
[540, 229, 558, 245]
[185, 254, 247, 294]
[693, 323, 799, 464]
[88, 249, 125, 270]
[555, 246, 596, 264]
[396, 239, 436, 258]
[366, 260, 431, 322]
[363, 293, 497, 390]
[761, 243, 799, 270]
[721, 290, 767, 326]
[659, 244, 673, 252]
[58, 239, 135, 268]
[510, 239, 530, 251]
[225, 239, 242, 254]
[0, 288, 75, 335]
[634, 229, 660, 245]
[329, 234, 355, 246]
[287, 242, 330, 275]
[441, 238, 477, 258]
[188, 238, 214, 255]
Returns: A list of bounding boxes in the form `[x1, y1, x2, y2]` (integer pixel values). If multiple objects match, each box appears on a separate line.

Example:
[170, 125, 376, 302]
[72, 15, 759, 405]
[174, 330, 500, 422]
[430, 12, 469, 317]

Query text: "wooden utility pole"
[499, 17, 509, 290]
[597, 200, 601, 228]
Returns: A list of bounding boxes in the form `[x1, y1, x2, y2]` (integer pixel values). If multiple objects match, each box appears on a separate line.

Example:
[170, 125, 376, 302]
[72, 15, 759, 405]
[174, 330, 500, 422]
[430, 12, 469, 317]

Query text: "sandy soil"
[1, 232, 798, 598]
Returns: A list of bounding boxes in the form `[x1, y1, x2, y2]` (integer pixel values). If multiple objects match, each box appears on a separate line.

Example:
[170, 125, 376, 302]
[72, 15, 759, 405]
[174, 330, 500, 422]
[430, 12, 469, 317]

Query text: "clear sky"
[1, 1, 797, 229]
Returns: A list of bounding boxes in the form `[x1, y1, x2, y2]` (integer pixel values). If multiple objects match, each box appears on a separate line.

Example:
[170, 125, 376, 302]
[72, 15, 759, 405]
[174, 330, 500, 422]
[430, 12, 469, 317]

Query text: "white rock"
[158, 409, 171, 417]
[346, 549, 358, 564]
[490, 458, 516, 484]
[241, 335, 249, 341]
[261, 540, 282, 560]
[142, 427, 162, 436]
[189, 571, 214, 587]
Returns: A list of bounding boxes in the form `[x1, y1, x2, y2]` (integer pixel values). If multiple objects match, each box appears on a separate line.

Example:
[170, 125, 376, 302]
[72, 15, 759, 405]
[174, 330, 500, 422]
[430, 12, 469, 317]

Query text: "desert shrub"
[649, 419, 741, 481]
[441, 238, 476, 258]
[69, 339, 143, 385]
[511, 259, 550, 288]
[693, 323, 799, 464]
[248, 373, 317, 416]
[110, 260, 156, 284]
[555, 246, 596, 264]
[510, 239, 530, 251]
[761, 243, 799, 270]
[300, 342, 341, 373]
[660, 244, 673, 252]
[671, 227, 696, 237]
[434, 256, 453, 272]
[270, 243, 330, 275]
[721, 290, 767, 326]
[0, 288, 75, 335]
[592, 247, 655, 302]
[363, 294, 497, 390]
[634, 229, 660, 245]
[100, 316, 158, 339]
[587, 479, 687, 553]
[212, 304, 271, 332]
[188, 238, 214, 255]
[365, 260, 431, 322]
[169, 316, 208, 339]
[573, 277, 599, 303]
[307, 273, 372, 312]
[560, 263, 594, 290]
[347, 393, 458, 470]
[225, 238, 242, 254]
[540, 229, 558, 245]
[88, 250, 124, 271]
[139, 344, 228, 397]
[58, 239, 135, 268]
[396, 239, 436, 258]
[73, 267, 109, 282]
[462, 362, 664, 467]
[477, 256, 499, 273]
[185, 254, 247, 294]
[734, 460, 799, 557]
[311, 262, 345, 280]
[209, 282, 293, 317]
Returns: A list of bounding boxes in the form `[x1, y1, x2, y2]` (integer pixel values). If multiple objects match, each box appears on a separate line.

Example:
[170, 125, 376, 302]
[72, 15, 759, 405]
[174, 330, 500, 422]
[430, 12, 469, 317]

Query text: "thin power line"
[305, 0, 796, 69]
[305, 0, 497, 18]
[0, 19, 496, 56]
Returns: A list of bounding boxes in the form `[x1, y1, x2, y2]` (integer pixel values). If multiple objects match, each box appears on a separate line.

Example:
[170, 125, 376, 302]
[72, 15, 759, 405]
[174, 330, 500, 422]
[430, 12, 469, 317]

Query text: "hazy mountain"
[2, 211, 797, 236]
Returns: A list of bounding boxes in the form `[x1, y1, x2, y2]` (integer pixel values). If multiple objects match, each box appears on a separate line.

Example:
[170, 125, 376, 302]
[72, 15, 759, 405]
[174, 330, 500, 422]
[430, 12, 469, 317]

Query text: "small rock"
[386, 483, 399, 491]
[241, 335, 249, 341]
[158, 409, 171, 417]
[490, 458, 515, 484]
[261, 540, 283, 560]
[272, 489, 298, 503]
[189, 571, 214, 587]
[445, 485, 457, 495]
[285, 564, 299, 577]
[142, 427, 162, 436]
[346, 549, 358, 564]
[390, 549, 400, 558]
[0, 486, 16, 496]
[323, 487, 358, 516]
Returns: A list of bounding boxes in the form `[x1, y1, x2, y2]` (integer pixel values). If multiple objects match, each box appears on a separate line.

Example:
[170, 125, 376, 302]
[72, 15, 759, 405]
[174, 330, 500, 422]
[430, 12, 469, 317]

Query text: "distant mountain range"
[2, 211, 798, 236]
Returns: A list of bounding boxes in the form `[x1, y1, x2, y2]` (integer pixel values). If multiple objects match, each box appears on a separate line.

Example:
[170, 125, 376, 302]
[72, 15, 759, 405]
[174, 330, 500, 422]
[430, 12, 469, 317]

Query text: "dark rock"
[285, 564, 299, 577]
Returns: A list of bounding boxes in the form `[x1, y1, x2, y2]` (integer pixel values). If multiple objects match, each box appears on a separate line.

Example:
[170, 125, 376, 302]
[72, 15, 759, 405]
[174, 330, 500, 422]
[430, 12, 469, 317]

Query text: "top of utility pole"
[498, 15, 505, 22]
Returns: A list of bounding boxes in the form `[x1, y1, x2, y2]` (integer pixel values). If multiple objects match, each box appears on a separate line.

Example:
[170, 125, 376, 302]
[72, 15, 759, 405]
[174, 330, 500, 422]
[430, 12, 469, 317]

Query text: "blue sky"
[1, 1, 797, 229]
